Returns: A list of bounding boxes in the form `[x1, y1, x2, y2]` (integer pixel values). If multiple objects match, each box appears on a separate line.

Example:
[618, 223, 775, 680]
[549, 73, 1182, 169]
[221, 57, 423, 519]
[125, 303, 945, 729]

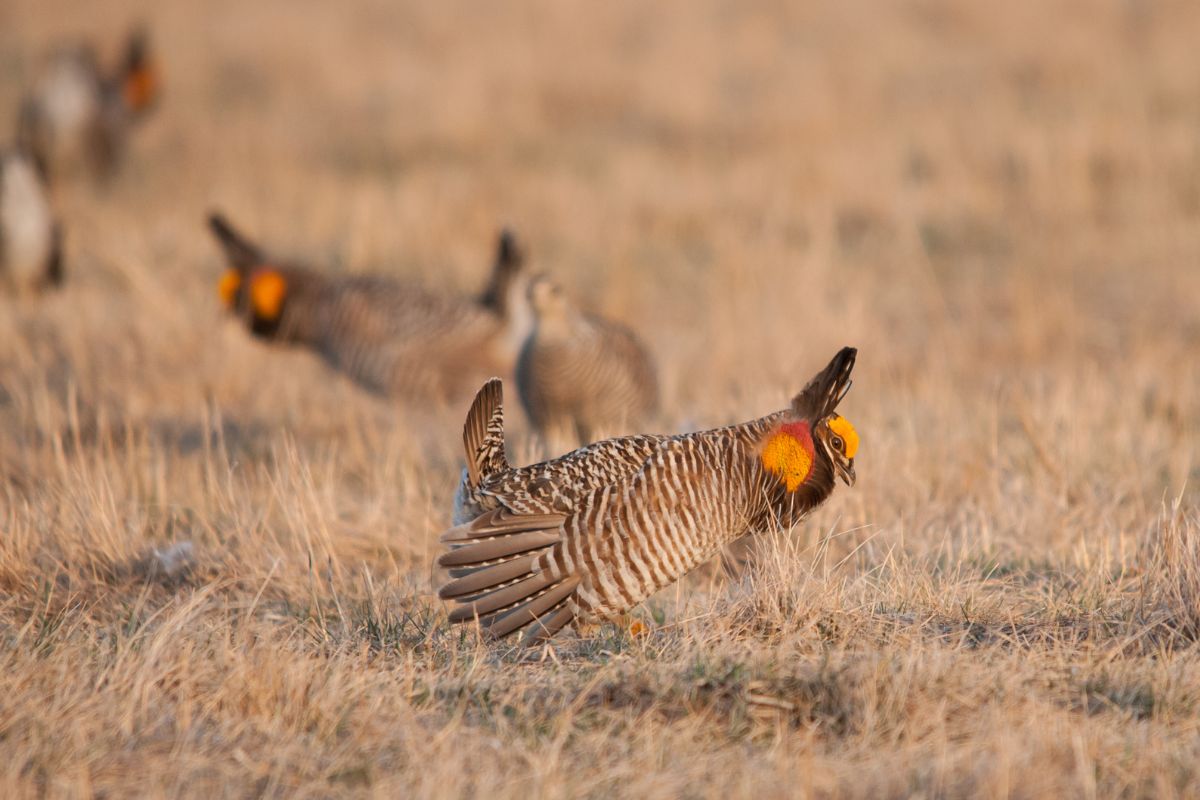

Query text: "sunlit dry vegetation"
[2, 0, 1199, 796]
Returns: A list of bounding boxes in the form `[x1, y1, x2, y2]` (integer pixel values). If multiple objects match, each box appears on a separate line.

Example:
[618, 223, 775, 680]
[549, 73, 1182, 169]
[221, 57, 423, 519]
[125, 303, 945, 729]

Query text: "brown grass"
[2, 0, 1200, 797]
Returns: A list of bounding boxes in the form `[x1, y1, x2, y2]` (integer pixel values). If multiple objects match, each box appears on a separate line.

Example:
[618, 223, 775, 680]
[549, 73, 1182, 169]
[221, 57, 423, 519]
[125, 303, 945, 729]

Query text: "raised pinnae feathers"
[496, 228, 523, 274]
[790, 346, 857, 421]
[479, 227, 525, 316]
[207, 212, 264, 272]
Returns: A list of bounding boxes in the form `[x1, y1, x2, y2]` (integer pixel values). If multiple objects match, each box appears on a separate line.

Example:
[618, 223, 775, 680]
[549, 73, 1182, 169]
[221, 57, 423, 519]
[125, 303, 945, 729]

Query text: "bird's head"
[528, 274, 570, 320]
[760, 347, 860, 491]
[209, 213, 259, 315]
[814, 413, 859, 487]
[479, 227, 526, 316]
[207, 212, 289, 336]
[120, 28, 159, 115]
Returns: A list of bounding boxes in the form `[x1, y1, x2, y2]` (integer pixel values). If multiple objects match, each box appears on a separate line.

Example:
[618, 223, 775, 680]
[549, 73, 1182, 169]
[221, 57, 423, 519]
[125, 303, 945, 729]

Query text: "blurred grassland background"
[2, 0, 1200, 797]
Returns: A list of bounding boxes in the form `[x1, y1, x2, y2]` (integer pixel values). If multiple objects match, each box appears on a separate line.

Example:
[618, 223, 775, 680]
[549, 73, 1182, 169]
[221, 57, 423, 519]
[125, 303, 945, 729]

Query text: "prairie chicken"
[0, 147, 63, 294]
[516, 274, 658, 445]
[208, 213, 529, 400]
[17, 29, 158, 179]
[438, 347, 859, 643]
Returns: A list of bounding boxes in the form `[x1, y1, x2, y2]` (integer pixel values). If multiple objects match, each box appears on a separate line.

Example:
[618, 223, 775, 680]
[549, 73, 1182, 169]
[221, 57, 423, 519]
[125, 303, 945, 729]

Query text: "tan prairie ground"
[1, 1, 1199, 797]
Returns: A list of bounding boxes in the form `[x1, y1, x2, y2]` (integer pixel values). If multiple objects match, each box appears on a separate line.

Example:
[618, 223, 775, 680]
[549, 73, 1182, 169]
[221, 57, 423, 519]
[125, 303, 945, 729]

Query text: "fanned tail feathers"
[462, 378, 510, 487]
[437, 507, 577, 641]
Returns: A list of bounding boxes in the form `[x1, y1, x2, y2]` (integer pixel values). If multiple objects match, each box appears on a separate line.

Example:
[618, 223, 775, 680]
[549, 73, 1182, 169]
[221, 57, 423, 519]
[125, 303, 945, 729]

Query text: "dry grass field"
[2, 0, 1200, 796]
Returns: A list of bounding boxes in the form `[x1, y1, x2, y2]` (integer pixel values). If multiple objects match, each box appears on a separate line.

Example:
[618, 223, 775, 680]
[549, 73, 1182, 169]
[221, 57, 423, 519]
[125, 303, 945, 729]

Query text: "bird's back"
[517, 312, 658, 443]
[471, 432, 669, 518]
[299, 275, 508, 399]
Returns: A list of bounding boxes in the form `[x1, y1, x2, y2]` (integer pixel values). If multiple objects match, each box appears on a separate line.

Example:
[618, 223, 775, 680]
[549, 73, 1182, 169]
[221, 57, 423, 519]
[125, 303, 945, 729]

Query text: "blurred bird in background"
[0, 146, 62, 295]
[17, 27, 159, 180]
[516, 274, 658, 448]
[208, 212, 531, 402]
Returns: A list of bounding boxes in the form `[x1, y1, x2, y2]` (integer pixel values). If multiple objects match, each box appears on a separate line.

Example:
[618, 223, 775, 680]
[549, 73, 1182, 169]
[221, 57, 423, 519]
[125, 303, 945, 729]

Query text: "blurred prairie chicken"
[439, 347, 859, 643]
[516, 274, 658, 445]
[208, 212, 529, 400]
[0, 147, 63, 295]
[17, 29, 159, 179]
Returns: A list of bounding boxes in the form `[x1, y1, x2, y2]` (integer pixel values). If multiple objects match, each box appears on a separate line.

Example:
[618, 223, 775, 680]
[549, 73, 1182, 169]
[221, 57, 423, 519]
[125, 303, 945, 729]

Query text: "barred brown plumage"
[439, 347, 859, 643]
[207, 213, 530, 400]
[515, 275, 658, 446]
[451, 376, 668, 525]
[0, 148, 63, 295]
[17, 29, 158, 180]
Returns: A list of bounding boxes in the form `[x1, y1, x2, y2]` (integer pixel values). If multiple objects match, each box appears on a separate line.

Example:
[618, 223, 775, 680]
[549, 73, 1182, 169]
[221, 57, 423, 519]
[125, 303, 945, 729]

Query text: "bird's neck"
[534, 311, 577, 342]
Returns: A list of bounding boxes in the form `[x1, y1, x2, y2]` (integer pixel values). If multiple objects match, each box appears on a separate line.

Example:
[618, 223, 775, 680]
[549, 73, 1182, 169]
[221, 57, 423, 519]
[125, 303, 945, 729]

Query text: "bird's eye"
[831, 435, 844, 452]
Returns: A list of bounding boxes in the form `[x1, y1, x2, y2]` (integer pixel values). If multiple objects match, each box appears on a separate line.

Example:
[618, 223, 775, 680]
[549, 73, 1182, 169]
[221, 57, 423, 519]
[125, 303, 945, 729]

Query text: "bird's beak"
[836, 459, 856, 487]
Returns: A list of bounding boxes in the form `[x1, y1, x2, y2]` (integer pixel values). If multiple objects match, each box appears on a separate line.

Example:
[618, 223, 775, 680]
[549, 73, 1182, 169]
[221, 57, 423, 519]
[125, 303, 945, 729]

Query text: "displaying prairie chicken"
[0, 147, 63, 295]
[208, 212, 530, 400]
[438, 347, 859, 643]
[516, 274, 658, 445]
[16, 29, 159, 179]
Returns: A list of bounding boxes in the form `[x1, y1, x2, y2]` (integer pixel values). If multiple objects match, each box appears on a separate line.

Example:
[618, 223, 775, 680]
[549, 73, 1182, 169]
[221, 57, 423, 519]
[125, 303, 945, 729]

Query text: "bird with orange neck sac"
[207, 212, 531, 402]
[438, 347, 859, 643]
[17, 28, 160, 180]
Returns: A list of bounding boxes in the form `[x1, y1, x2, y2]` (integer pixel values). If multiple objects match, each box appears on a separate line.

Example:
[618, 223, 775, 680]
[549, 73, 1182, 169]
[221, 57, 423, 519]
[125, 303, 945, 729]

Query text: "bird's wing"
[437, 435, 742, 643]
[207, 213, 266, 272]
[436, 506, 578, 642]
